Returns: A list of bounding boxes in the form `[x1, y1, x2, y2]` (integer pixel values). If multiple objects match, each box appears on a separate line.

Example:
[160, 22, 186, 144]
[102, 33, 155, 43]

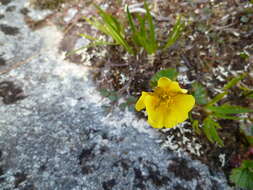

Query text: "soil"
[28, 0, 253, 187]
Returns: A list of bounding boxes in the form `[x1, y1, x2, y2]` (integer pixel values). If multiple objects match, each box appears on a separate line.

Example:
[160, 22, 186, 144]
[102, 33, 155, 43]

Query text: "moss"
[29, 0, 74, 10]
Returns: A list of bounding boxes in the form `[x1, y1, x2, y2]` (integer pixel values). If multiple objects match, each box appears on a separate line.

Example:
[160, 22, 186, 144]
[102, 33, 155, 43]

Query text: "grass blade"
[163, 16, 185, 49]
[206, 92, 227, 106]
[144, 1, 157, 53]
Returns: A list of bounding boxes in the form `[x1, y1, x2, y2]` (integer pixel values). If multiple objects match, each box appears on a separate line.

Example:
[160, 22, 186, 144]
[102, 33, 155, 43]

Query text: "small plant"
[230, 160, 253, 190]
[135, 69, 195, 128]
[77, 1, 185, 58]
[126, 2, 185, 55]
[82, 4, 134, 54]
[191, 73, 253, 146]
[126, 2, 157, 55]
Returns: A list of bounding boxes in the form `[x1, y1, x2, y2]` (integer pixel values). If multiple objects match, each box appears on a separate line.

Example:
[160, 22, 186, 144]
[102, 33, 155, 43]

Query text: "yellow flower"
[135, 77, 195, 128]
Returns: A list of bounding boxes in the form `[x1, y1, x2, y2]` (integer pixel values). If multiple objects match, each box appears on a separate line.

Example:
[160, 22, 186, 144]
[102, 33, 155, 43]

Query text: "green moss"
[30, 0, 74, 10]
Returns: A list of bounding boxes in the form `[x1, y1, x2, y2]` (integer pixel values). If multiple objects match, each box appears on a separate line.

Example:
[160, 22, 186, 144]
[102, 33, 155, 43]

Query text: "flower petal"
[163, 94, 195, 128]
[163, 108, 188, 128]
[144, 96, 168, 128]
[135, 92, 149, 111]
[158, 77, 187, 94]
[157, 77, 172, 88]
[173, 94, 195, 112]
[168, 81, 188, 93]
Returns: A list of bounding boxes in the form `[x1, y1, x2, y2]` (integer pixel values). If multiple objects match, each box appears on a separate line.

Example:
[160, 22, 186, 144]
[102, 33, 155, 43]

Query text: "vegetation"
[78, 1, 185, 58]
[68, 1, 253, 189]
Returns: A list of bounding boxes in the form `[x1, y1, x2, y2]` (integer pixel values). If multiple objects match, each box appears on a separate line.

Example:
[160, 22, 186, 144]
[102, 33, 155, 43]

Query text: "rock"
[64, 8, 78, 23]
[0, 0, 232, 189]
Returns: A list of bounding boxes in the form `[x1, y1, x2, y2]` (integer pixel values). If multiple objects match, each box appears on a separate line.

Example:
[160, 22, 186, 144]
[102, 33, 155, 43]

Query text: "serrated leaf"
[203, 117, 224, 146]
[230, 160, 253, 190]
[206, 105, 253, 114]
[192, 82, 208, 105]
[150, 68, 178, 88]
[223, 73, 246, 90]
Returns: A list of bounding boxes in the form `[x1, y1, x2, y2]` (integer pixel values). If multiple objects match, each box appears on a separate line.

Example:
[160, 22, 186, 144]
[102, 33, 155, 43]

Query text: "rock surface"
[0, 0, 232, 189]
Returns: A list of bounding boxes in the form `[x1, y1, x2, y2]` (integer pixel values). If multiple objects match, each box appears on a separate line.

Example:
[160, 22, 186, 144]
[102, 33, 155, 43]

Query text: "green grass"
[77, 1, 185, 57]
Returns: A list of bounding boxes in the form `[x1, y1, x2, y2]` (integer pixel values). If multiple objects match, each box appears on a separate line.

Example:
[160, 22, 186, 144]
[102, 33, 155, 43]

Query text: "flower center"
[154, 87, 174, 107]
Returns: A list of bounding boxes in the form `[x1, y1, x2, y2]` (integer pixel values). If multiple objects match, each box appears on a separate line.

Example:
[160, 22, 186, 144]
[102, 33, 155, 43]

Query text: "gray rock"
[0, 0, 232, 190]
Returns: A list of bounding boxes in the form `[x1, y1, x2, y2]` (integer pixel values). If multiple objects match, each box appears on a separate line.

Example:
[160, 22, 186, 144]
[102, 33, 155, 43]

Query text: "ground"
[27, 0, 253, 184]
[0, 0, 253, 189]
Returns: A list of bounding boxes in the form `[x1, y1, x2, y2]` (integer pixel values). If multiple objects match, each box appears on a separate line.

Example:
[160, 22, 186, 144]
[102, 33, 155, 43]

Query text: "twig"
[107, 63, 129, 67]
[0, 53, 40, 75]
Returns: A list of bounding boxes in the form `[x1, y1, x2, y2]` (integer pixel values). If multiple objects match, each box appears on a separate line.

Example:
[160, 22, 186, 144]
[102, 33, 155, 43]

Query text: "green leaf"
[239, 51, 250, 59]
[206, 104, 253, 114]
[144, 1, 157, 53]
[119, 102, 128, 110]
[125, 96, 137, 104]
[223, 73, 247, 90]
[213, 113, 241, 120]
[127, 1, 158, 55]
[245, 91, 253, 98]
[119, 96, 137, 111]
[108, 94, 118, 102]
[127, 7, 137, 37]
[230, 160, 253, 190]
[163, 16, 185, 49]
[99, 89, 118, 102]
[192, 82, 208, 105]
[203, 117, 224, 146]
[99, 88, 111, 97]
[150, 68, 178, 88]
[206, 92, 227, 106]
[246, 135, 253, 146]
[192, 119, 201, 135]
[83, 6, 134, 54]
